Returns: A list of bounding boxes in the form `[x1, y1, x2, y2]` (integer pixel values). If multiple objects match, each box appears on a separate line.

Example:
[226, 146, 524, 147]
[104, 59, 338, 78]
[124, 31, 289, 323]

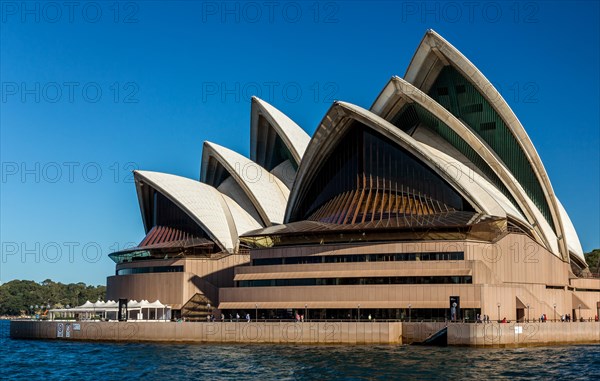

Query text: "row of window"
[252, 252, 464, 266]
[116, 265, 184, 276]
[221, 308, 481, 322]
[238, 276, 472, 287]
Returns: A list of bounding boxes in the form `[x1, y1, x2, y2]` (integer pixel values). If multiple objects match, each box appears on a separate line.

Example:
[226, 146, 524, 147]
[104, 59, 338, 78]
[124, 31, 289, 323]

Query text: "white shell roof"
[287, 100, 564, 259]
[250, 96, 310, 166]
[556, 198, 585, 262]
[134, 170, 261, 253]
[271, 159, 296, 190]
[287, 101, 502, 222]
[221, 195, 265, 240]
[201, 142, 290, 225]
[370, 76, 560, 256]
[403, 29, 571, 261]
[126, 30, 584, 267]
[418, 139, 523, 221]
[416, 132, 559, 254]
[217, 176, 263, 224]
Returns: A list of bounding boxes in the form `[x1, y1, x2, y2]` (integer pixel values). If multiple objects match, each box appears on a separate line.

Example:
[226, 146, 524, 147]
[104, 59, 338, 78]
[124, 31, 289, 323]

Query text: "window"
[117, 265, 183, 276]
[238, 275, 472, 287]
[252, 252, 464, 266]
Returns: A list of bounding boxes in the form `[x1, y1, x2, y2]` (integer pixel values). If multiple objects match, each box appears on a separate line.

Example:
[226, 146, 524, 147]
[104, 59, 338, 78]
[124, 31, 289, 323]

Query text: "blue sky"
[1, 1, 598, 285]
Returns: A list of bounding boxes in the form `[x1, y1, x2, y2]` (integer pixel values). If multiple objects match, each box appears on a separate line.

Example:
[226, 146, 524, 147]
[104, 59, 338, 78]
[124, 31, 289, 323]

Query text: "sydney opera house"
[107, 30, 600, 322]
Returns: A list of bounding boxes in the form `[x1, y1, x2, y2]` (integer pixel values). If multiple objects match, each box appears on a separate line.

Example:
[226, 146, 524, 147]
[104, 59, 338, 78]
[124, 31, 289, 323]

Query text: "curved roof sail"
[401, 29, 570, 261]
[134, 170, 261, 253]
[556, 198, 585, 264]
[200, 142, 289, 226]
[250, 96, 310, 170]
[121, 29, 584, 269]
[285, 101, 509, 223]
[270, 160, 296, 189]
[371, 76, 559, 255]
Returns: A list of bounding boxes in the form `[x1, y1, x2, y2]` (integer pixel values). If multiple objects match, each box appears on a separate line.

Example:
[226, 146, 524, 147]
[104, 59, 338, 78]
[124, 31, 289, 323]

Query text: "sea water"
[1, 320, 598, 380]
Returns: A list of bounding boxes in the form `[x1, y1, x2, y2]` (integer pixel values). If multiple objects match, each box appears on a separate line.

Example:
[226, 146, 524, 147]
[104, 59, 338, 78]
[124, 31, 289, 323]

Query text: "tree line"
[0, 279, 106, 316]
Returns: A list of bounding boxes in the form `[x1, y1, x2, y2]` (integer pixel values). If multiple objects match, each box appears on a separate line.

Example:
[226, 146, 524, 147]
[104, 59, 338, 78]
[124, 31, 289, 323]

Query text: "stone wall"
[10, 320, 403, 345]
[447, 322, 600, 347]
[10, 320, 599, 346]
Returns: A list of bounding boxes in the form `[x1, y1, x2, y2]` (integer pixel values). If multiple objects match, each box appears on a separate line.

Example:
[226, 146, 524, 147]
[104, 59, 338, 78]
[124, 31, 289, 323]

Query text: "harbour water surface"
[1, 321, 598, 380]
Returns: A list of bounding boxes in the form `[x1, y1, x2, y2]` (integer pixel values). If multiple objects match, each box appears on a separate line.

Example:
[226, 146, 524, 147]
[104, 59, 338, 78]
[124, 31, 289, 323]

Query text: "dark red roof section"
[137, 226, 214, 250]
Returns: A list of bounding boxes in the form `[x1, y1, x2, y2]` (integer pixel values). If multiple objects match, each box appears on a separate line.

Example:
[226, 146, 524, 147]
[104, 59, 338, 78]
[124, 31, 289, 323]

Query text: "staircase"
[514, 286, 555, 319]
[180, 293, 215, 321]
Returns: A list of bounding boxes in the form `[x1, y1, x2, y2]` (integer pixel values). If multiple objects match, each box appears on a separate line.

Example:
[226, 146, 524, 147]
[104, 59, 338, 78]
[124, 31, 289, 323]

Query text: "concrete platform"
[9, 320, 403, 344]
[403, 321, 600, 347]
[9, 320, 600, 346]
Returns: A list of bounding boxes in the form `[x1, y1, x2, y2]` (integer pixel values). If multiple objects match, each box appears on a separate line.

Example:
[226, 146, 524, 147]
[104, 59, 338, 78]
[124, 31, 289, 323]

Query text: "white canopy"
[127, 300, 167, 309]
[79, 300, 95, 308]
[48, 299, 172, 321]
[146, 300, 167, 308]
[102, 300, 119, 308]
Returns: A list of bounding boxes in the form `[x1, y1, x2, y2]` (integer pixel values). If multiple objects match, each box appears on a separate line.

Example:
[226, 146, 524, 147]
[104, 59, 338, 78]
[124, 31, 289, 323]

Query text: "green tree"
[0, 279, 106, 316]
[585, 249, 600, 275]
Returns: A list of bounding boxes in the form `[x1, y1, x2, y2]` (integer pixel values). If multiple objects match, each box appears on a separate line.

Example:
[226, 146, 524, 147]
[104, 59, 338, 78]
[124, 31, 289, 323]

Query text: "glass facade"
[140, 189, 211, 240]
[256, 116, 297, 171]
[238, 276, 472, 287]
[252, 251, 464, 266]
[391, 102, 523, 218]
[427, 65, 554, 230]
[117, 265, 184, 276]
[222, 308, 482, 322]
[290, 122, 474, 223]
[203, 156, 231, 187]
